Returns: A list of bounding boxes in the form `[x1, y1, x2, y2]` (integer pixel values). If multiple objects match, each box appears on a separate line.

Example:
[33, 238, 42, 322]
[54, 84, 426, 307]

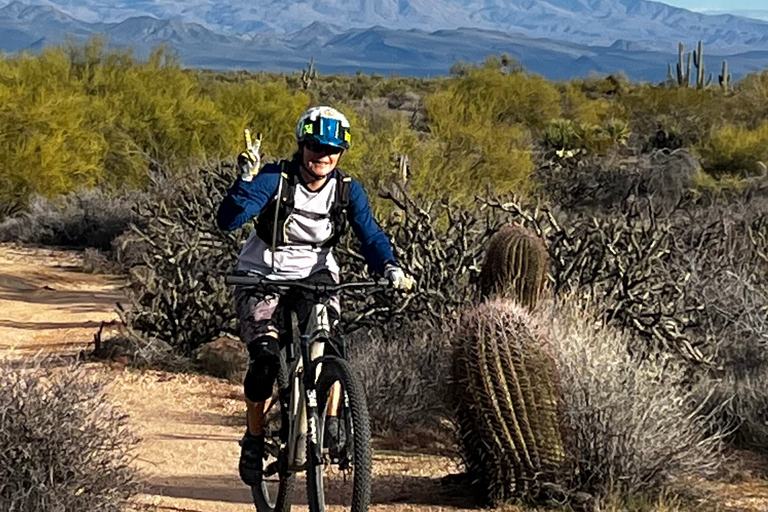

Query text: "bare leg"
[327, 382, 342, 416]
[246, 398, 273, 436]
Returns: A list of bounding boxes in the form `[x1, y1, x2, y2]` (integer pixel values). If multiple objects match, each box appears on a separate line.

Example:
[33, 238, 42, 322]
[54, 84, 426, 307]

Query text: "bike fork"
[301, 334, 323, 472]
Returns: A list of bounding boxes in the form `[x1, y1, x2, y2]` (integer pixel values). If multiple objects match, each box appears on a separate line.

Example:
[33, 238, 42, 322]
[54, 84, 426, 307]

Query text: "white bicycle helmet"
[295, 106, 351, 150]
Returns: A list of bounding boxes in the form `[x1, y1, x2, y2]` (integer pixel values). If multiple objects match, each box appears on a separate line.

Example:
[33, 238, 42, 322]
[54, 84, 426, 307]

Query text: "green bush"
[697, 121, 768, 178]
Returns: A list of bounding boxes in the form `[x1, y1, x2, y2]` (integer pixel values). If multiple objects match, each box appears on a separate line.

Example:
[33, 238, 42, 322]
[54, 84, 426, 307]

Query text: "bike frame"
[226, 274, 386, 475]
[285, 301, 332, 471]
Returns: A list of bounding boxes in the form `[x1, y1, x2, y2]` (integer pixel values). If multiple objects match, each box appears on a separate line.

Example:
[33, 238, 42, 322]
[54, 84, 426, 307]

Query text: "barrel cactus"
[478, 224, 549, 308]
[451, 299, 565, 504]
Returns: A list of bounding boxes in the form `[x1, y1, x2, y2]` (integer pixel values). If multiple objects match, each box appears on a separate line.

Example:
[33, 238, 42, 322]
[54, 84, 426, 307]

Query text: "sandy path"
[0, 243, 473, 512]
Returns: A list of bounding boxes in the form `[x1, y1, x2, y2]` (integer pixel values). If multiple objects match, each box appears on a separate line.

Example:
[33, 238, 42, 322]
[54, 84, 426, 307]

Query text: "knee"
[243, 334, 280, 403]
[244, 357, 278, 403]
[246, 333, 279, 360]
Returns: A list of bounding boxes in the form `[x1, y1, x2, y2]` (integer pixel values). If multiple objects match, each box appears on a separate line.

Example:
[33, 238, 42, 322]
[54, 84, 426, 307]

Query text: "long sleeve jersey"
[217, 163, 396, 279]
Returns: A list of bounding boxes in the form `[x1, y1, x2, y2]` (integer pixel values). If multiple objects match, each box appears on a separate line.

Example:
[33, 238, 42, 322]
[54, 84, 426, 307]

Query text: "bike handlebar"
[225, 274, 390, 292]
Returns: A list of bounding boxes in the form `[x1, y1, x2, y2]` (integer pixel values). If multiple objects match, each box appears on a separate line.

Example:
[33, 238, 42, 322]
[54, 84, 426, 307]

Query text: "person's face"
[302, 141, 343, 178]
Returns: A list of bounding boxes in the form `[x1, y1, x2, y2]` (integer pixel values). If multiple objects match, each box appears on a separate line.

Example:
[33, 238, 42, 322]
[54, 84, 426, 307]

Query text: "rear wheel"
[306, 356, 372, 512]
[251, 348, 296, 512]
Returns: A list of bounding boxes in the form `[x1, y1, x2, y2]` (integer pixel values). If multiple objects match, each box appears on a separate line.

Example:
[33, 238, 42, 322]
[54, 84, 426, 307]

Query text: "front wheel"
[306, 356, 372, 512]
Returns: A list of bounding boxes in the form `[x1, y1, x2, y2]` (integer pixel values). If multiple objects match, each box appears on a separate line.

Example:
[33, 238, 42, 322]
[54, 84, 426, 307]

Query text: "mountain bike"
[226, 273, 386, 512]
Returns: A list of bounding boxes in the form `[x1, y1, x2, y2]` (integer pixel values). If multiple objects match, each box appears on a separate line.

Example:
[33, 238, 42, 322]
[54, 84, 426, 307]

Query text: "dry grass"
[539, 297, 726, 498]
[0, 355, 141, 512]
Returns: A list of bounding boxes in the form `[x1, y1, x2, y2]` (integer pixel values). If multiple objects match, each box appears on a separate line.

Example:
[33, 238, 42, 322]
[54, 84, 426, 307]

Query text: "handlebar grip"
[225, 275, 263, 286]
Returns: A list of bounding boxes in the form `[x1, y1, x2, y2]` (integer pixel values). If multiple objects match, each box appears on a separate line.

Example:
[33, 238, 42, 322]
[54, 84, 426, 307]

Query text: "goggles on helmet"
[299, 115, 351, 150]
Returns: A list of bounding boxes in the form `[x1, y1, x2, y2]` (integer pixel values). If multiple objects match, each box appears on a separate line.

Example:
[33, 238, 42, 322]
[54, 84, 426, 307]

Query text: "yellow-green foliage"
[410, 66, 561, 200]
[342, 109, 421, 192]
[730, 70, 768, 129]
[206, 81, 310, 160]
[4, 40, 768, 214]
[448, 65, 561, 129]
[619, 85, 726, 145]
[562, 81, 625, 127]
[0, 37, 310, 212]
[698, 121, 768, 177]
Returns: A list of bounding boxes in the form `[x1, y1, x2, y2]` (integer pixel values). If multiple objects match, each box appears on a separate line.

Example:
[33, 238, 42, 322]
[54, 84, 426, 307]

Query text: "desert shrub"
[542, 298, 723, 498]
[692, 268, 768, 451]
[620, 85, 726, 151]
[0, 357, 140, 511]
[0, 188, 144, 250]
[350, 323, 453, 437]
[411, 64, 561, 200]
[535, 148, 698, 213]
[541, 117, 631, 155]
[730, 70, 768, 129]
[697, 121, 768, 178]
[115, 162, 241, 355]
[541, 118, 582, 152]
[421, 88, 535, 200]
[560, 80, 629, 142]
[0, 38, 312, 213]
[206, 80, 310, 161]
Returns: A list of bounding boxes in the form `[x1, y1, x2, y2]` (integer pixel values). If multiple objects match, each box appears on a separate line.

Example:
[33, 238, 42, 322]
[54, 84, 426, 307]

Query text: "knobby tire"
[251, 347, 296, 512]
[307, 356, 372, 512]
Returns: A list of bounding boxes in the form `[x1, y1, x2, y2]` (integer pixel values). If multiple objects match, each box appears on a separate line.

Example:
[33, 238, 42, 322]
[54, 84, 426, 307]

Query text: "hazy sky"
[662, 0, 766, 12]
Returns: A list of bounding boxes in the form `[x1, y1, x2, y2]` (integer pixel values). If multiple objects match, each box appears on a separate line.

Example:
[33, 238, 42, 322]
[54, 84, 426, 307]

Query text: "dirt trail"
[5, 243, 768, 512]
[0, 243, 472, 512]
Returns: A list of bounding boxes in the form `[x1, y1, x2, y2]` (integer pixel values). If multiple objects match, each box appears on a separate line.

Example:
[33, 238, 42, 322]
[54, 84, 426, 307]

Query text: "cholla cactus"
[478, 224, 549, 308]
[451, 300, 564, 504]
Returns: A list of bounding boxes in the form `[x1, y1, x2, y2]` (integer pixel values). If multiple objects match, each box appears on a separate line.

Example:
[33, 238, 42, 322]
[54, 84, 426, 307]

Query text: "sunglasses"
[305, 141, 344, 155]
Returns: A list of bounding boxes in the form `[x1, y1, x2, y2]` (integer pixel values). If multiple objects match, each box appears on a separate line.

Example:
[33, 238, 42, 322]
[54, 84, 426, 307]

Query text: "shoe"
[239, 431, 265, 486]
[324, 416, 347, 462]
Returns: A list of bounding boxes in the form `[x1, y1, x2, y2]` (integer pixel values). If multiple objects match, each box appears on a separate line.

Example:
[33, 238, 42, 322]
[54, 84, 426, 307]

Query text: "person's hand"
[238, 129, 261, 182]
[384, 264, 415, 291]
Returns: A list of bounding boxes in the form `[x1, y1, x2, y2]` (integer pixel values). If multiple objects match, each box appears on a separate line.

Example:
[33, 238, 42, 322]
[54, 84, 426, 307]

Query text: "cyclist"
[216, 106, 414, 486]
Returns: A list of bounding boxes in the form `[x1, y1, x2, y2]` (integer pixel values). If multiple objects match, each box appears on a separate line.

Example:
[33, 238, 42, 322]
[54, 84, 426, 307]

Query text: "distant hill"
[4, 0, 768, 53]
[0, 1, 766, 82]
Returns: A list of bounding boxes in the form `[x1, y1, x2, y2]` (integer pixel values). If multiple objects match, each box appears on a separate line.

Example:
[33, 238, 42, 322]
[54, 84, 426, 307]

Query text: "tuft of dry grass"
[539, 297, 725, 498]
[0, 355, 142, 511]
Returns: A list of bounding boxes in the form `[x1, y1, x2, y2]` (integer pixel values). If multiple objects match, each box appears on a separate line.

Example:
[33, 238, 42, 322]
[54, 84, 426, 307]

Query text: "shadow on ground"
[147, 473, 476, 508]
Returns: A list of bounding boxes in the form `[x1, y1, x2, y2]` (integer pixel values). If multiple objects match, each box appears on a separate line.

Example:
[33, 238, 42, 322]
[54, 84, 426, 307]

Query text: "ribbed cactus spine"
[451, 300, 565, 504]
[478, 224, 549, 309]
[719, 59, 732, 92]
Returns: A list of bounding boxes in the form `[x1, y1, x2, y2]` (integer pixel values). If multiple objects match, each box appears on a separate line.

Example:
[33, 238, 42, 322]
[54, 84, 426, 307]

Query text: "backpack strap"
[256, 159, 296, 246]
[323, 169, 352, 247]
[278, 159, 297, 211]
[334, 168, 352, 212]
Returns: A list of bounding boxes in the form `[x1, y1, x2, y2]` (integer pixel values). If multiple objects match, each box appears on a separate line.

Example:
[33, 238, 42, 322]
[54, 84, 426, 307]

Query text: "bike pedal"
[264, 461, 280, 477]
[265, 443, 280, 458]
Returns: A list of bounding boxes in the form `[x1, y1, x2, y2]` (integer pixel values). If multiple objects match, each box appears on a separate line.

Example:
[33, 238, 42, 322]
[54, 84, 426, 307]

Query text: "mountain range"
[6, 0, 768, 52]
[1, 0, 767, 81]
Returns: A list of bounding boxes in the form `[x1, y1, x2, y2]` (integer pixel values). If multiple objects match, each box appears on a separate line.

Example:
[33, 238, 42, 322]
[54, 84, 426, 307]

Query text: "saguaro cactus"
[301, 56, 317, 90]
[719, 59, 732, 92]
[478, 224, 549, 308]
[676, 42, 691, 87]
[692, 40, 713, 89]
[451, 300, 565, 504]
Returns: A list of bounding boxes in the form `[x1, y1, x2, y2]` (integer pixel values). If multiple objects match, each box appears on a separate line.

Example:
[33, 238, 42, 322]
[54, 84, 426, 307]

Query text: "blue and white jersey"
[217, 163, 396, 280]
